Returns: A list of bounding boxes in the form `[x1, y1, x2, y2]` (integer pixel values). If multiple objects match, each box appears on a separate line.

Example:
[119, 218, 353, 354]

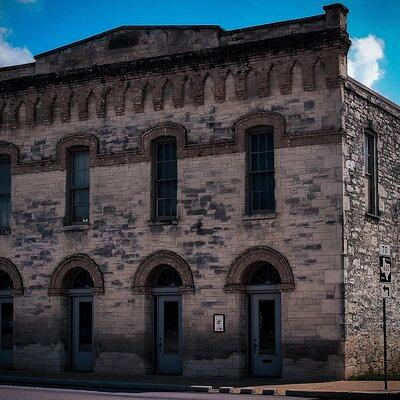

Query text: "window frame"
[151, 137, 178, 222]
[0, 154, 11, 234]
[246, 126, 276, 215]
[66, 147, 90, 226]
[364, 130, 379, 217]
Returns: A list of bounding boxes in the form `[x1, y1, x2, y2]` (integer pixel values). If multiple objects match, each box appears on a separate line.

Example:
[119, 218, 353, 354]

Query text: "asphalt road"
[0, 385, 315, 400]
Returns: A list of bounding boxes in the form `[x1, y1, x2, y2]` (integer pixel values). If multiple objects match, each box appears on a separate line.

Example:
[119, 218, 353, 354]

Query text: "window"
[247, 127, 275, 214]
[68, 149, 90, 224]
[249, 263, 281, 285]
[364, 131, 378, 215]
[154, 139, 177, 219]
[0, 156, 11, 233]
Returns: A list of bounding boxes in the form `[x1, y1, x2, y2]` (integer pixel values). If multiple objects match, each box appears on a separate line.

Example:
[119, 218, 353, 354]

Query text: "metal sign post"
[379, 244, 391, 391]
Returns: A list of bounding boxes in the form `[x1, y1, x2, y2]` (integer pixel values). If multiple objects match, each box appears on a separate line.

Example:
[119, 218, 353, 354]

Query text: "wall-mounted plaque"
[213, 314, 225, 333]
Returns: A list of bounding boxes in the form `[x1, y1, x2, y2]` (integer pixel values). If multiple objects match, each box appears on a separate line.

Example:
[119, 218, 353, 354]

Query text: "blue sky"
[0, 0, 399, 104]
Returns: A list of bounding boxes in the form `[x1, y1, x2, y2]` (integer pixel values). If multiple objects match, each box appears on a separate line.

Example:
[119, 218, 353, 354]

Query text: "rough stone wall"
[342, 80, 400, 377]
[0, 4, 350, 379]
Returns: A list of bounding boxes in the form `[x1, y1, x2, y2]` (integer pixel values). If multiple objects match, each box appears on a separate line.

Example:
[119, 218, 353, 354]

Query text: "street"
[0, 385, 314, 400]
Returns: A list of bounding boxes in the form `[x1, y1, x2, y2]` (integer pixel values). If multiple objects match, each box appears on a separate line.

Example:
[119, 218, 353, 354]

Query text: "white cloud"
[348, 34, 385, 88]
[0, 27, 34, 67]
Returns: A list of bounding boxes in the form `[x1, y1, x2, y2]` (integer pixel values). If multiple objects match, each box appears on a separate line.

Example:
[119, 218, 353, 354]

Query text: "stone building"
[0, 3, 398, 379]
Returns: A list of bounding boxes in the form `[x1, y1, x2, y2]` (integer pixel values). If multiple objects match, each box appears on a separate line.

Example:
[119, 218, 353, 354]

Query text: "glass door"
[251, 292, 281, 376]
[157, 295, 182, 374]
[0, 298, 13, 369]
[71, 296, 94, 371]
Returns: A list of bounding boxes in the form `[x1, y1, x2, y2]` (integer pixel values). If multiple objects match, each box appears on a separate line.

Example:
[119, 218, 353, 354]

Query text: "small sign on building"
[213, 314, 225, 333]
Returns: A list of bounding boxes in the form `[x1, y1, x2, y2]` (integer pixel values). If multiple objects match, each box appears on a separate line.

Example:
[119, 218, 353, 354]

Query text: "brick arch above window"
[0, 141, 20, 170]
[48, 253, 104, 296]
[140, 123, 186, 161]
[225, 246, 295, 292]
[0, 257, 23, 296]
[57, 134, 99, 170]
[132, 250, 195, 294]
[233, 111, 285, 149]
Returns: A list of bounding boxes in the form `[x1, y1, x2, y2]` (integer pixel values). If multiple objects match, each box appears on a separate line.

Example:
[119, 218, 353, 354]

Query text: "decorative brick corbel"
[251, 61, 269, 98]
[95, 86, 112, 118]
[278, 61, 293, 95]
[190, 72, 207, 106]
[113, 81, 129, 116]
[42, 92, 57, 125]
[9, 99, 23, 129]
[323, 50, 345, 88]
[153, 77, 167, 111]
[131, 79, 148, 114]
[234, 67, 248, 101]
[172, 74, 185, 108]
[77, 88, 94, 121]
[0, 100, 6, 126]
[25, 94, 39, 127]
[301, 58, 316, 92]
[212, 68, 226, 103]
[59, 88, 73, 123]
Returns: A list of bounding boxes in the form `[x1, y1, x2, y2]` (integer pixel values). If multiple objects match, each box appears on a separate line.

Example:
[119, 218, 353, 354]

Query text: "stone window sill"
[365, 212, 380, 221]
[147, 219, 178, 226]
[243, 212, 276, 221]
[62, 224, 90, 232]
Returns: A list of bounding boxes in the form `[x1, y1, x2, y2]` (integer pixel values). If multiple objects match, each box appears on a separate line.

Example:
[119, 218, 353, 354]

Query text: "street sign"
[379, 244, 391, 257]
[381, 284, 391, 298]
[379, 257, 391, 283]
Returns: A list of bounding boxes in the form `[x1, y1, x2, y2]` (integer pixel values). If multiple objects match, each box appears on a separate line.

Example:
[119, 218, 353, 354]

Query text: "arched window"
[247, 126, 275, 214]
[71, 268, 94, 289]
[249, 263, 281, 285]
[0, 270, 13, 291]
[153, 138, 177, 220]
[155, 266, 182, 287]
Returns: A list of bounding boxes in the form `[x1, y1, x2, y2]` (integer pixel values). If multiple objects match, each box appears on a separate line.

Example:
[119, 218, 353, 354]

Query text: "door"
[251, 293, 281, 376]
[71, 296, 94, 371]
[0, 298, 13, 368]
[157, 295, 182, 374]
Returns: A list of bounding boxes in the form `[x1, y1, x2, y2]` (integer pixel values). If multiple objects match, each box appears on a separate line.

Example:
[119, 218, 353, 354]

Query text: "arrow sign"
[381, 285, 390, 298]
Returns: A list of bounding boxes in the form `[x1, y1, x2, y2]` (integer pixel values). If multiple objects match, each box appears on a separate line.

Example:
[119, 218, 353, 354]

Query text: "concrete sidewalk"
[0, 370, 399, 398]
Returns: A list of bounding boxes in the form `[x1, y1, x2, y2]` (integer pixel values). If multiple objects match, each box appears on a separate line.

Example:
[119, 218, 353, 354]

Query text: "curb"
[0, 375, 195, 393]
[285, 389, 400, 400]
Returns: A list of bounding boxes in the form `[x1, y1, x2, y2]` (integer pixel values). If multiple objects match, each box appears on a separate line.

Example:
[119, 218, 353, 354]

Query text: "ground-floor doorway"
[0, 297, 13, 368]
[155, 294, 182, 374]
[250, 292, 281, 376]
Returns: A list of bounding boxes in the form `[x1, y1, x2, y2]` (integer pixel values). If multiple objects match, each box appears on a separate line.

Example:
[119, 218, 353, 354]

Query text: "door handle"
[159, 338, 162, 351]
[253, 341, 257, 354]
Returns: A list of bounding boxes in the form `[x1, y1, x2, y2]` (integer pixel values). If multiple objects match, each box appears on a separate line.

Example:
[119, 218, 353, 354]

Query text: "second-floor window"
[247, 127, 275, 214]
[154, 138, 177, 220]
[69, 149, 90, 224]
[364, 131, 378, 215]
[0, 155, 11, 232]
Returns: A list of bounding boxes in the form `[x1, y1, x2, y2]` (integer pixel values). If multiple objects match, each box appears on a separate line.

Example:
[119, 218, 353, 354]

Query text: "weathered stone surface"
[0, 4, 397, 381]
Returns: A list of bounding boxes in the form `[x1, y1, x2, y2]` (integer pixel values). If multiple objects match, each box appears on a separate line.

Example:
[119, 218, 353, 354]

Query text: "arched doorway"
[67, 268, 94, 372]
[226, 246, 294, 377]
[0, 259, 23, 369]
[132, 250, 195, 375]
[49, 254, 104, 372]
[153, 265, 183, 374]
[248, 263, 282, 376]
